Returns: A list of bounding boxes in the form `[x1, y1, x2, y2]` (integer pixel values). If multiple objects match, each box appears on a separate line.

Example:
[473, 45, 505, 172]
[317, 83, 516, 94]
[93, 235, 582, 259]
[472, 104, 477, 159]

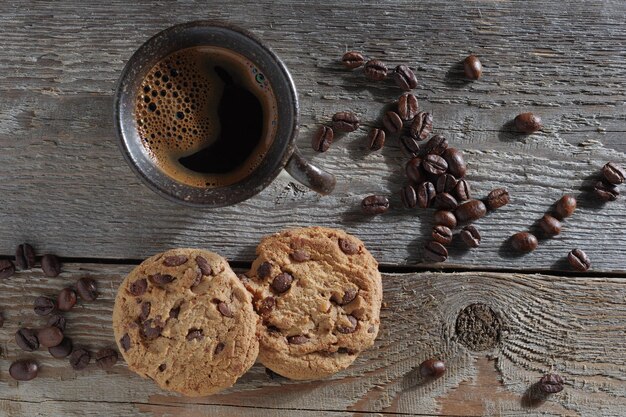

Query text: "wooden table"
[1, 1, 625, 416]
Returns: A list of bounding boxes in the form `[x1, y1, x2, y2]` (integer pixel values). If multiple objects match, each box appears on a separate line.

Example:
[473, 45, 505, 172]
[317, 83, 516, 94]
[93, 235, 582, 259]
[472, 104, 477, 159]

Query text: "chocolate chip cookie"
[112, 249, 259, 396]
[243, 227, 382, 380]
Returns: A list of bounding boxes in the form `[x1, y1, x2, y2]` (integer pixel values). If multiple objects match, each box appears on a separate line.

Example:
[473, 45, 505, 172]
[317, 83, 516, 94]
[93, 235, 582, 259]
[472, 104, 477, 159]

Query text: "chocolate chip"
[271, 273, 294, 294]
[139, 302, 151, 321]
[337, 315, 358, 334]
[257, 296, 275, 315]
[332, 288, 358, 305]
[338, 238, 359, 255]
[141, 319, 162, 340]
[195, 256, 212, 276]
[169, 305, 180, 319]
[95, 348, 118, 369]
[158, 363, 167, 372]
[218, 302, 233, 318]
[290, 250, 310, 262]
[120, 333, 131, 351]
[338, 347, 357, 354]
[186, 328, 204, 341]
[163, 255, 188, 266]
[129, 278, 147, 296]
[257, 261, 272, 279]
[287, 335, 309, 345]
[214, 342, 225, 355]
[69, 347, 91, 370]
[149, 273, 175, 286]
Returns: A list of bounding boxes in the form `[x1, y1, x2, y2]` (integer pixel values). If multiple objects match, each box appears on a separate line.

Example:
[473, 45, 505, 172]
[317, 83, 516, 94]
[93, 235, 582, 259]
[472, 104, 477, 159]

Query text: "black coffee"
[135, 46, 278, 188]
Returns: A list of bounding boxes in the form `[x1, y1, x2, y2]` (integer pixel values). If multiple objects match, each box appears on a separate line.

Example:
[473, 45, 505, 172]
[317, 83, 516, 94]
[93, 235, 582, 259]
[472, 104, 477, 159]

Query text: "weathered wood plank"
[0, 264, 624, 416]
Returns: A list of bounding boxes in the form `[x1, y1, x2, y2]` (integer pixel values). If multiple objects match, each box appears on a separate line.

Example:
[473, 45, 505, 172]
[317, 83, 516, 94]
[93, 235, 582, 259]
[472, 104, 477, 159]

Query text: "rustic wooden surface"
[0, 0, 625, 416]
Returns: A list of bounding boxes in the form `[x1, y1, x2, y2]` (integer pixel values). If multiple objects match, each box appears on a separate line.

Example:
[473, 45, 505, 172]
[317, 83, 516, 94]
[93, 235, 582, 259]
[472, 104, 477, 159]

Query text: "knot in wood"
[455, 303, 503, 351]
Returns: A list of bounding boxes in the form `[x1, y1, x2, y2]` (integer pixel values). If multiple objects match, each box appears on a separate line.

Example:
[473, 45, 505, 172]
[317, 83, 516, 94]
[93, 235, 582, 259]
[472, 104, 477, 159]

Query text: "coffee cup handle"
[285, 148, 336, 195]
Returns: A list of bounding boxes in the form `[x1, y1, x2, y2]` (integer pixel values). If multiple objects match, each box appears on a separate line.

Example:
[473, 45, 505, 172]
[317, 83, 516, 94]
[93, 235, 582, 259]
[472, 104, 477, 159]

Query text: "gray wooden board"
[0, 1, 625, 272]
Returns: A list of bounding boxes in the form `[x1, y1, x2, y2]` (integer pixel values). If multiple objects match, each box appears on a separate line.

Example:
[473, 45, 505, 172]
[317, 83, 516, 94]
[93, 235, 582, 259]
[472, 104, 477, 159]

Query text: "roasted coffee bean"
[432, 225, 453, 245]
[290, 250, 310, 262]
[463, 55, 482, 80]
[218, 302, 233, 318]
[76, 277, 98, 301]
[539, 373, 564, 394]
[339, 238, 359, 254]
[361, 195, 390, 214]
[0, 259, 15, 279]
[398, 93, 419, 121]
[419, 359, 446, 378]
[436, 174, 458, 194]
[460, 225, 481, 248]
[554, 195, 576, 219]
[393, 64, 418, 91]
[485, 188, 510, 211]
[163, 255, 188, 266]
[69, 347, 91, 370]
[95, 348, 118, 369]
[434, 210, 457, 229]
[34, 296, 56, 316]
[514, 112, 542, 133]
[434, 192, 459, 210]
[453, 179, 471, 201]
[382, 111, 403, 134]
[568, 249, 591, 272]
[410, 112, 433, 141]
[336, 315, 358, 334]
[341, 51, 365, 69]
[120, 333, 131, 351]
[423, 241, 448, 262]
[49, 337, 73, 358]
[422, 154, 448, 176]
[331, 288, 358, 305]
[0, 313, 4, 328]
[364, 59, 388, 81]
[511, 232, 538, 253]
[400, 135, 421, 157]
[455, 199, 487, 223]
[196, 256, 212, 276]
[257, 296, 275, 315]
[272, 272, 294, 293]
[593, 180, 619, 201]
[9, 359, 38, 381]
[15, 328, 39, 351]
[332, 111, 360, 132]
[312, 125, 334, 152]
[57, 288, 77, 311]
[443, 148, 466, 178]
[287, 335, 309, 345]
[400, 185, 418, 209]
[38, 326, 64, 348]
[405, 157, 425, 184]
[367, 128, 386, 150]
[41, 254, 61, 277]
[601, 162, 626, 185]
[417, 182, 436, 208]
[15, 243, 36, 270]
[47, 314, 67, 332]
[539, 214, 562, 236]
[421, 135, 448, 156]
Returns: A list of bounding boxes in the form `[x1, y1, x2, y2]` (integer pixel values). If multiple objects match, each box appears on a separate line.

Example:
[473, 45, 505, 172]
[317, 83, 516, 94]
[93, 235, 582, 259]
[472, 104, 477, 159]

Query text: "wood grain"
[0, 1, 625, 271]
[0, 263, 624, 416]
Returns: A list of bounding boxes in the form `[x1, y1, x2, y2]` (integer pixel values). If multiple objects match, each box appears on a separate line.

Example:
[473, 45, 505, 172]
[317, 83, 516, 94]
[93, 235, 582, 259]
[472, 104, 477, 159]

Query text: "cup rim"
[114, 21, 299, 207]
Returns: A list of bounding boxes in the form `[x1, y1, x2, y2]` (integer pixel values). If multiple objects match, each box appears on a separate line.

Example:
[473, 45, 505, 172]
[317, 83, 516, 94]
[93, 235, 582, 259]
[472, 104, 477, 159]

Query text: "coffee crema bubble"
[135, 46, 278, 188]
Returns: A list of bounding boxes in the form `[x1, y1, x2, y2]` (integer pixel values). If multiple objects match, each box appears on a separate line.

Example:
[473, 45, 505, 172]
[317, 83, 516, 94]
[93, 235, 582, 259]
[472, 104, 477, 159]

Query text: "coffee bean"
[0, 313, 4, 328]
[554, 195, 576, 219]
[568, 249, 591, 272]
[341, 51, 365, 69]
[287, 335, 309, 345]
[382, 111, 403, 134]
[410, 112, 433, 141]
[423, 241, 448, 262]
[455, 199, 487, 223]
[141, 319, 163, 340]
[434, 192, 459, 210]
[34, 296, 56, 316]
[422, 154, 448, 176]
[361, 195, 390, 214]
[460, 225, 481, 248]
[336, 315, 358, 334]
[76, 277, 98, 301]
[272, 272, 294, 293]
[38, 326, 64, 348]
[436, 174, 458, 194]
[41, 254, 61, 277]
[218, 302, 234, 317]
[257, 296, 275, 315]
[139, 301, 151, 321]
[601, 162, 626, 185]
[49, 337, 73, 358]
[421, 135, 448, 156]
[398, 93, 419, 121]
[120, 333, 131, 351]
[511, 232, 538, 253]
[432, 225, 453, 245]
[15, 243, 35, 270]
[393, 64, 418, 91]
[312, 125, 334, 152]
[163, 255, 188, 267]
[443, 148, 466, 178]
[593, 180, 619, 201]
[539, 214, 562, 236]
[47, 314, 67, 331]
[364, 59, 388, 81]
[485, 188, 510, 211]
[186, 328, 204, 341]
[290, 250, 311, 262]
[419, 358, 446, 378]
[400, 135, 421, 157]
[69, 347, 91, 370]
[539, 373, 564, 394]
[463, 55, 482, 80]
[406, 157, 425, 184]
[331, 288, 358, 305]
[339, 238, 359, 254]
[57, 288, 77, 311]
[16, 328, 39, 351]
[95, 348, 118, 369]
[400, 185, 418, 209]
[332, 111, 360, 132]
[417, 182, 436, 208]
[514, 112, 542, 133]
[367, 128, 385, 150]
[9, 359, 38, 381]
[0, 259, 15, 279]
[453, 179, 471, 202]
[434, 210, 457, 229]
